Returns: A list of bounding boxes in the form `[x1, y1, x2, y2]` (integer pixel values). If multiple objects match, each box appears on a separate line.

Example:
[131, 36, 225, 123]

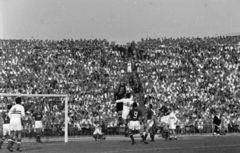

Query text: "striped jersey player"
[7, 97, 25, 152]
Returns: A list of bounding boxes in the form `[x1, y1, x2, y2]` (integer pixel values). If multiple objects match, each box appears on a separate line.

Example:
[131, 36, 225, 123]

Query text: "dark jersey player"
[143, 104, 156, 142]
[213, 111, 221, 137]
[32, 107, 43, 143]
[128, 102, 147, 145]
[0, 105, 11, 149]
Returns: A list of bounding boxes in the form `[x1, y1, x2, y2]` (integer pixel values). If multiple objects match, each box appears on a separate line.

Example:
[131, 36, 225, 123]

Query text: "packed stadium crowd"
[1, 36, 240, 137]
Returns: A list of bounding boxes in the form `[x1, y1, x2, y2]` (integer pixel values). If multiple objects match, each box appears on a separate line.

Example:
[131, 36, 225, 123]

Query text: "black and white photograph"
[1, 0, 240, 153]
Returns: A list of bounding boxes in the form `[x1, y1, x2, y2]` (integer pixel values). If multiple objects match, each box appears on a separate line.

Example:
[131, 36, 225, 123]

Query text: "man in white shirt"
[115, 93, 134, 136]
[168, 108, 178, 140]
[7, 97, 25, 152]
[160, 111, 170, 140]
[116, 93, 134, 122]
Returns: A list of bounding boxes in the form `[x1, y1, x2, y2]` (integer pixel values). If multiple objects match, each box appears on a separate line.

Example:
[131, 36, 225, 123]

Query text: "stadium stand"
[0, 36, 240, 137]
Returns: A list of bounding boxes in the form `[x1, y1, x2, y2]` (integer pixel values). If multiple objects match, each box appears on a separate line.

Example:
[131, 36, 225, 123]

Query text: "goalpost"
[0, 93, 69, 143]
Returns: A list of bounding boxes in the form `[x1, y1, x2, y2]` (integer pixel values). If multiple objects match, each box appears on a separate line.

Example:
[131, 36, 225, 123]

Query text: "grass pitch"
[1, 133, 240, 153]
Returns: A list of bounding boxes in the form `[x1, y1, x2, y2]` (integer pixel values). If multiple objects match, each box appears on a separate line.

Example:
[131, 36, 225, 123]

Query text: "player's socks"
[140, 133, 145, 141]
[7, 138, 15, 151]
[9, 139, 15, 147]
[165, 132, 169, 140]
[144, 133, 148, 141]
[7, 147, 13, 152]
[0, 139, 4, 148]
[150, 134, 155, 142]
[143, 133, 148, 144]
[93, 134, 97, 140]
[124, 126, 128, 137]
[16, 139, 22, 151]
[36, 133, 40, 140]
[101, 134, 106, 140]
[36, 134, 42, 143]
[130, 135, 135, 142]
[129, 132, 135, 144]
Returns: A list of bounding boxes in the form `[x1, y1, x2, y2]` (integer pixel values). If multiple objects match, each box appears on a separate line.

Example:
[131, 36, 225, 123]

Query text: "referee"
[32, 107, 43, 143]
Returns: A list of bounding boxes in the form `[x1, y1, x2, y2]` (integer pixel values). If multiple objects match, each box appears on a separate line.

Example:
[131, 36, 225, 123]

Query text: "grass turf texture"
[1, 134, 240, 153]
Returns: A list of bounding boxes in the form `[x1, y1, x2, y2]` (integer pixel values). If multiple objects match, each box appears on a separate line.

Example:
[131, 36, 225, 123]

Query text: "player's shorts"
[147, 120, 154, 128]
[3, 124, 10, 136]
[122, 110, 130, 120]
[169, 123, 176, 130]
[93, 127, 102, 135]
[128, 121, 141, 131]
[10, 121, 23, 131]
[35, 121, 43, 129]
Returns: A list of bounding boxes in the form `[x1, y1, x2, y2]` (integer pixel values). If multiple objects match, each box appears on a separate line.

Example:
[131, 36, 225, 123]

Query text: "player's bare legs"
[1, 105, 12, 149]
[169, 129, 177, 140]
[36, 128, 42, 143]
[129, 130, 136, 145]
[7, 131, 15, 152]
[0, 130, 10, 149]
[0, 134, 6, 149]
[0, 128, 9, 149]
[0, 136, 4, 149]
[147, 126, 155, 142]
[122, 119, 129, 137]
[16, 130, 22, 151]
[139, 122, 146, 142]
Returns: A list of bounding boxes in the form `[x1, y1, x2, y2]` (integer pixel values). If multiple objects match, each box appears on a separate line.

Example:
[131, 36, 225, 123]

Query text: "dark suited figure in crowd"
[213, 111, 221, 137]
[114, 81, 126, 101]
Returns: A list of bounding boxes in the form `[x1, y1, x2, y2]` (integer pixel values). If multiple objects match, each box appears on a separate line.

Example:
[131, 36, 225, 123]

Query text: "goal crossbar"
[0, 93, 69, 143]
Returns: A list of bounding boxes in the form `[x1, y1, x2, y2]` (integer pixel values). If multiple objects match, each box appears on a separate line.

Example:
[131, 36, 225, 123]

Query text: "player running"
[32, 107, 43, 143]
[159, 104, 170, 140]
[213, 111, 221, 137]
[0, 105, 12, 149]
[142, 104, 156, 142]
[168, 108, 178, 140]
[128, 102, 148, 145]
[7, 97, 25, 152]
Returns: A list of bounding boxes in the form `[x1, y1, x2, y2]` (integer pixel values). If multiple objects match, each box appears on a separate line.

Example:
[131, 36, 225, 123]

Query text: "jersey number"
[133, 111, 138, 119]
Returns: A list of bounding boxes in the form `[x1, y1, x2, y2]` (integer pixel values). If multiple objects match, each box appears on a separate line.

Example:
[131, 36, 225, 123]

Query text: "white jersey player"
[115, 93, 134, 137]
[7, 97, 25, 152]
[115, 93, 134, 122]
[168, 109, 178, 140]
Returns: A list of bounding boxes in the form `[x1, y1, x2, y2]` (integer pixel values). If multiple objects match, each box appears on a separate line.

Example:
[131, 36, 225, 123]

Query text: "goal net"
[0, 93, 69, 143]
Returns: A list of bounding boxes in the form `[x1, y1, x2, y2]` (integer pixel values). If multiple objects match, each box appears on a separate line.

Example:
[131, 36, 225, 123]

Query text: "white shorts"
[93, 127, 102, 135]
[35, 121, 43, 129]
[169, 123, 176, 130]
[10, 121, 23, 131]
[122, 110, 130, 120]
[128, 121, 141, 131]
[3, 124, 10, 136]
[147, 120, 154, 128]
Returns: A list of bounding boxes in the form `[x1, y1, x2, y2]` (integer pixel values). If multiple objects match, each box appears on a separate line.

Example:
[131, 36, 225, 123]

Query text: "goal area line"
[0, 93, 69, 143]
